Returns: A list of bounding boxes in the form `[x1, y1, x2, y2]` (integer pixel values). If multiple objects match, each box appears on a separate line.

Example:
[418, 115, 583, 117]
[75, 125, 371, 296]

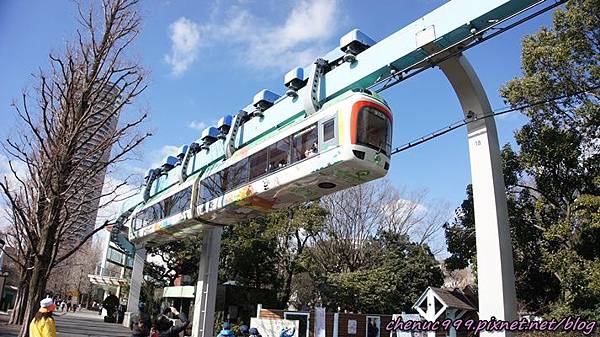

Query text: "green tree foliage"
[217, 203, 327, 306]
[266, 203, 328, 304]
[219, 219, 281, 290]
[142, 187, 445, 313]
[320, 232, 443, 313]
[144, 235, 204, 286]
[445, 150, 561, 313]
[446, 0, 599, 318]
[443, 185, 476, 271]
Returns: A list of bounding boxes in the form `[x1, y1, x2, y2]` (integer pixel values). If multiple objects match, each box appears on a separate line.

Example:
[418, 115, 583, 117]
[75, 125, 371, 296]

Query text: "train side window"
[323, 119, 335, 141]
[228, 158, 249, 190]
[171, 186, 192, 214]
[135, 185, 193, 229]
[151, 203, 161, 223]
[292, 124, 318, 162]
[249, 148, 269, 180]
[200, 179, 210, 201]
[197, 178, 209, 204]
[268, 137, 291, 172]
[162, 195, 174, 219]
[219, 168, 229, 194]
[201, 174, 221, 200]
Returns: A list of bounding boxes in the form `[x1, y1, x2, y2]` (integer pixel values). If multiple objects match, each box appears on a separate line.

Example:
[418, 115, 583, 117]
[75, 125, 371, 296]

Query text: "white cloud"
[165, 17, 201, 76]
[0, 154, 28, 189]
[94, 175, 140, 246]
[95, 175, 139, 226]
[150, 144, 181, 168]
[188, 120, 206, 131]
[199, 0, 340, 70]
[397, 198, 428, 215]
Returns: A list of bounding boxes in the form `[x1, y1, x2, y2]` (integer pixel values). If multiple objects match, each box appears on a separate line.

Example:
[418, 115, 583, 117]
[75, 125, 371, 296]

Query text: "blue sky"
[0, 1, 556, 226]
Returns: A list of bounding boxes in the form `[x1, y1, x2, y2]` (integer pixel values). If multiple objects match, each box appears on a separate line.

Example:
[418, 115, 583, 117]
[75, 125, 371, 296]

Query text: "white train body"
[130, 91, 392, 245]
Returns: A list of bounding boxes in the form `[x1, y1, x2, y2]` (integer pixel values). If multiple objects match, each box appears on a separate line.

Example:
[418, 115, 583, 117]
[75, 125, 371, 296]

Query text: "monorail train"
[128, 89, 393, 246]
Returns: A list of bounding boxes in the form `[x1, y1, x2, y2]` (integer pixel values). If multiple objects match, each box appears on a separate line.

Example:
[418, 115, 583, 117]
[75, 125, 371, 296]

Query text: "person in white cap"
[29, 297, 57, 337]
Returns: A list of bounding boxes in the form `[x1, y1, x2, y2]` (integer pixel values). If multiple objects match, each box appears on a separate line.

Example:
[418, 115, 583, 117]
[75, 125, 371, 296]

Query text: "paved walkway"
[0, 310, 131, 337]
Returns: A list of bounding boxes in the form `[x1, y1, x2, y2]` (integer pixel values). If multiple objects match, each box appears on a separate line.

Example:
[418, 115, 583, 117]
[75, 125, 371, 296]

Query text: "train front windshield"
[356, 105, 392, 155]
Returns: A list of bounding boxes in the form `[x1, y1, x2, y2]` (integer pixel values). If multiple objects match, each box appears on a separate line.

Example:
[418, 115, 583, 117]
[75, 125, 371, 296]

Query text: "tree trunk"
[9, 266, 31, 325]
[8, 284, 28, 324]
[281, 265, 294, 307]
[18, 257, 50, 337]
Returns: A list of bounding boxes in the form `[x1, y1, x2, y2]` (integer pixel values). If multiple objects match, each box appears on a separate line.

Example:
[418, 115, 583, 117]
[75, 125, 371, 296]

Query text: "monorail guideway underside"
[112, 1, 558, 337]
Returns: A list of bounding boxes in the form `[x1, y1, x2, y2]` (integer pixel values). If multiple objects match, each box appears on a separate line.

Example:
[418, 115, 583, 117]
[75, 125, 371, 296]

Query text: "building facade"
[65, 83, 121, 245]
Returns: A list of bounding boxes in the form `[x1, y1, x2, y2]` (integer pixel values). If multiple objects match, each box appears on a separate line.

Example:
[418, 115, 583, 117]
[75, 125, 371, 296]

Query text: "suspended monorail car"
[125, 29, 394, 245]
[128, 89, 393, 245]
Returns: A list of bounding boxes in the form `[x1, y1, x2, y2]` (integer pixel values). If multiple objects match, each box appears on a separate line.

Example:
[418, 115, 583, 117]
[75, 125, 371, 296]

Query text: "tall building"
[64, 83, 121, 246]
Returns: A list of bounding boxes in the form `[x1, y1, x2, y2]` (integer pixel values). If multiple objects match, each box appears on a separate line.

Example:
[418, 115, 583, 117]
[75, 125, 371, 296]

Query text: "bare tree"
[311, 180, 449, 273]
[0, 217, 33, 325]
[0, 0, 149, 334]
[47, 239, 104, 306]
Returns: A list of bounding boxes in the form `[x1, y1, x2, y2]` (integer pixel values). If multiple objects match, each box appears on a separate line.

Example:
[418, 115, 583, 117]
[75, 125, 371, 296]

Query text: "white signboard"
[348, 319, 357, 334]
[314, 307, 326, 337]
[250, 318, 300, 337]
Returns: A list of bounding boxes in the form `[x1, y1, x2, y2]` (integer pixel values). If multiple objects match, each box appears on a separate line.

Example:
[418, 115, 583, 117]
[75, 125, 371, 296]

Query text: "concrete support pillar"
[439, 55, 517, 336]
[123, 248, 146, 327]
[191, 226, 223, 337]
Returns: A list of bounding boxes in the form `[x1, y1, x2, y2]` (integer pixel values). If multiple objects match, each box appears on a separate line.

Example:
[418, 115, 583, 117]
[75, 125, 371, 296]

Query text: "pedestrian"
[29, 297, 57, 337]
[249, 327, 261, 337]
[217, 322, 236, 337]
[130, 302, 152, 337]
[239, 325, 249, 337]
[103, 292, 119, 322]
[150, 306, 189, 337]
